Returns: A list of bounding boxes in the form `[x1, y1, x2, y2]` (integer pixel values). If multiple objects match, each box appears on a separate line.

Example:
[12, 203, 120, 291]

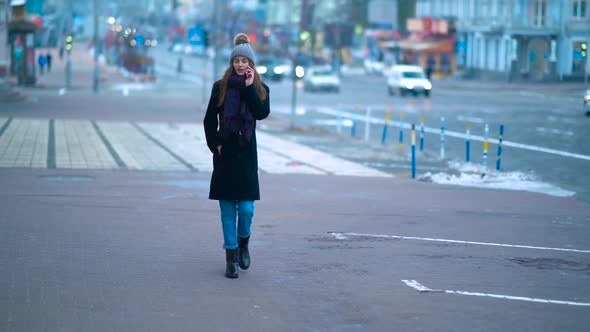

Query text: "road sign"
[187, 28, 205, 46]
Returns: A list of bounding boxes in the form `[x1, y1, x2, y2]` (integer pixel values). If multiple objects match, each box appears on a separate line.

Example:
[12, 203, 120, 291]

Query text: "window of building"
[532, 0, 547, 26]
[480, 0, 490, 21]
[444, 0, 452, 15]
[573, 0, 588, 19]
[453, 0, 460, 18]
[470, 0, 477, 20]
[497, 0, 507, 17]
[432, 0, 439, 15]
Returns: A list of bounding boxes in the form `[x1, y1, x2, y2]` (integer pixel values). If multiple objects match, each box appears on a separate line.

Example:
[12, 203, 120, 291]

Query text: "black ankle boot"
[225, 249, 239, 279]
[238, 236, 250, 270]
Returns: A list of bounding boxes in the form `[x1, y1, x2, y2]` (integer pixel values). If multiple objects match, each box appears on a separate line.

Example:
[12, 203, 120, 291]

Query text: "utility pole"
[585, 52, 588, 87]
[0, 0, 9, 84]
[290, 0, 303, 130]
[212, 0, 223, 81]
[65, 0, 72, 88]
[92, 0, 99, 93]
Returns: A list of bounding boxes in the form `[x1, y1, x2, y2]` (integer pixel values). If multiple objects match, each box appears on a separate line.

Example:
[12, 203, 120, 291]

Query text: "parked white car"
[364, 59, 385, 75]
[386, 65, 432, 97]
[303, 66, 340, 93]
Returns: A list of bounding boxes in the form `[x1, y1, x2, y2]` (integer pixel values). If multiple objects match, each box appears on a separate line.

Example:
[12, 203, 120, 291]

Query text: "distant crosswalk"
[0, 117, 390, 177]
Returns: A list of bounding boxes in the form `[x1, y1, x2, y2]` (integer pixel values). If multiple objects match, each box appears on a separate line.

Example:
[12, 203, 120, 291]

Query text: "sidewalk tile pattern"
[256, 131, 390, 177]
[138, 123, 212, 172]
[96, 121, 187, 171]
[55, 120, 117, 169]
[0, 118, 48, 168]
[0, 118, 391, 177]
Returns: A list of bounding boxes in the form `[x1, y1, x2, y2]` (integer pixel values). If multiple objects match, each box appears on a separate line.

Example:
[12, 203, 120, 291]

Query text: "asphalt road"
[152, 47, 590, 203]
[1, 46, 589, 331]
[1, 168, 589, 331]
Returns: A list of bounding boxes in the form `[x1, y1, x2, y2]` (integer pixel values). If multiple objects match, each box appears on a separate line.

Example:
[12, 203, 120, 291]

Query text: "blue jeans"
[219, 200, 254, 249]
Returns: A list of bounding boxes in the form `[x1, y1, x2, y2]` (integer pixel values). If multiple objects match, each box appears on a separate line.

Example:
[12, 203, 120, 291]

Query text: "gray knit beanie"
[230, 33, 256, 64]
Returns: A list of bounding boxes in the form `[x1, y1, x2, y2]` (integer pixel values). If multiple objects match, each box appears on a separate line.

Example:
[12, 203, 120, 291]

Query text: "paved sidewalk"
[8, 45, 131, 95]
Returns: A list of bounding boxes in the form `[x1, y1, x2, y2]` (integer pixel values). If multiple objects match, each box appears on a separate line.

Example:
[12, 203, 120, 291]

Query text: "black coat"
[204, 80, 270, 201]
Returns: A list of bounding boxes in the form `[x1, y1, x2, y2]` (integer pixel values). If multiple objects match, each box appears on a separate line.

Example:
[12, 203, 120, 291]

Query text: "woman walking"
[204, 33, 270, 278]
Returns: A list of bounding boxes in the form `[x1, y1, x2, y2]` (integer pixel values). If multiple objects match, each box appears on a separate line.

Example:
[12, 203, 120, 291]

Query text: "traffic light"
[65, 34, 73, 52]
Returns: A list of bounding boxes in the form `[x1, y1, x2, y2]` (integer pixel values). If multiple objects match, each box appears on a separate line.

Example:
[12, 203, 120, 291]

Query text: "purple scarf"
[222, 74, 255, 146]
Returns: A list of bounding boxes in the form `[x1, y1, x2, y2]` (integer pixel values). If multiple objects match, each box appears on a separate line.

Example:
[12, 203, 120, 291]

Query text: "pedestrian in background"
[203, 33, 270, 279]
[37, 54, 47, 75]
[46, 52, 53, 72]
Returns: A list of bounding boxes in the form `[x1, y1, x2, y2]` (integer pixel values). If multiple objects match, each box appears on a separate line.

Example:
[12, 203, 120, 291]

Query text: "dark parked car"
[293, 54, 329, 78]
[256, 56, 292, 82]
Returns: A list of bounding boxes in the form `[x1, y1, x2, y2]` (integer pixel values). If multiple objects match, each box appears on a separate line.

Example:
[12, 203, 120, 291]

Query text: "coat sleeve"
[243, 84, 270, 120]
[203, 82, 221, 154]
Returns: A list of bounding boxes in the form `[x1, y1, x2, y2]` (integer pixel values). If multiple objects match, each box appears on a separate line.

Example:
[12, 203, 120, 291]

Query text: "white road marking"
[456, 115, 484, 124]
[58, 88, 67, 96]
[331, 233, 349, 240]
[312, 119, 353, 127]
[402, 280, 436, 293]
[546, 116, 578, 125]
[329, 232, 590, 253]
[309, 107, 590, 161]
[535, 127, 575, 136]
[402, 280, 590, 307]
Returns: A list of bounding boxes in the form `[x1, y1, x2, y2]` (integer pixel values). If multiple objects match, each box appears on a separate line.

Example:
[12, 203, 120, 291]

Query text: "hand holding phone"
[245, 66, 254, 86]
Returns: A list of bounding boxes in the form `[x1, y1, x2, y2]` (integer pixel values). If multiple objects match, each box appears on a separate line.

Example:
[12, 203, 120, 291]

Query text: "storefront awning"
[398, 38, 456, 53]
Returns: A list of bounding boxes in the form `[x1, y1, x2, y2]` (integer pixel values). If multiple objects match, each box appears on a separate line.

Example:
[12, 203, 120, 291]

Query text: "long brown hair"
[216, 59, 268, 107]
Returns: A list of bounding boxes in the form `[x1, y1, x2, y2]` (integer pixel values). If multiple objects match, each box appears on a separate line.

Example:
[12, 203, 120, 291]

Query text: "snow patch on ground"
[420, 161, 575, 197]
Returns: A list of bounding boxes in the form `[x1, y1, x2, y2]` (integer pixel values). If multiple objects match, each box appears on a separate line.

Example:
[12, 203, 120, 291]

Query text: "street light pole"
[290, 0, 304, 130]
[0, 0, 9, 83]
[65, 0, 72, 88]
[92, 0, 99, 93]
[212, 0, 222, 82]
[290, 71, 297, 129]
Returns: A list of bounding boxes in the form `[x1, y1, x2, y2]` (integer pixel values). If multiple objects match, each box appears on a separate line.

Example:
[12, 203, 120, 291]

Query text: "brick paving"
[0, 118, 391, 177]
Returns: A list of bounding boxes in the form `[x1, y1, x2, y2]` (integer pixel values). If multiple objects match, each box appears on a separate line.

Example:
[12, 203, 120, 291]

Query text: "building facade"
[0, 0, 9, 79]
[416, 0, 590, 81]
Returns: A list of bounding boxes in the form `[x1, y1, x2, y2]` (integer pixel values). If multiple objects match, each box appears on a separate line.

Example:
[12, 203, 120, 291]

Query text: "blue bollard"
[466, 123, 471, 162]
[496, 124, 504, 171]
[440, 117, 446, 159]
[411, 123, 416, 178]
[398, 112, 405, 149]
